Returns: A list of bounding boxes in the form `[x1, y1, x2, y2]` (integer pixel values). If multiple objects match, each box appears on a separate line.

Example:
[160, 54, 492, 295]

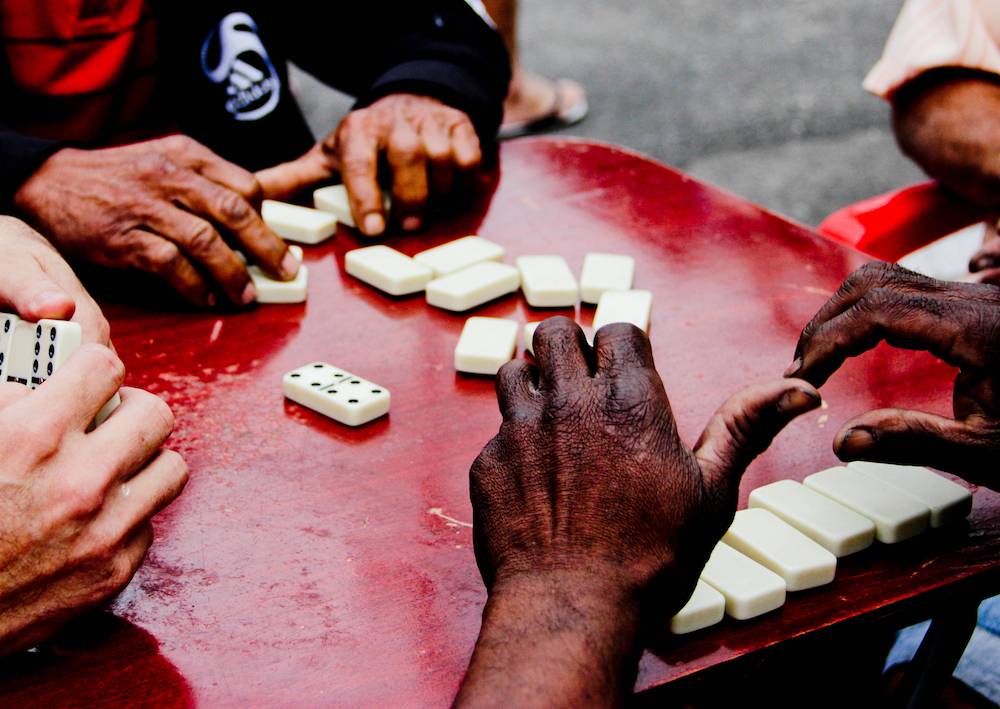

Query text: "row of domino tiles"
[0, 313, 120, 425]
[668, 462, 974, 634]
[258, 188, 648, 320]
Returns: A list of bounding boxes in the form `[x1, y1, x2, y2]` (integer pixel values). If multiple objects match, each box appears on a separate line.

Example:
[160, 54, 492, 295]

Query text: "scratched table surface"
[1, 138, 997, 707]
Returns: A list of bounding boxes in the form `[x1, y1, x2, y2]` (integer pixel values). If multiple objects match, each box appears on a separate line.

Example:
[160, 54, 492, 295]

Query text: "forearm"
[892, 71, 1000, 207]
[0, 127, 63, 209]
[455, 570, 643, 709]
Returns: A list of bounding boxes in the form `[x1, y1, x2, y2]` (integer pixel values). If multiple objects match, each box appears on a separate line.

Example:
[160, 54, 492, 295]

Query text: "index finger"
[174, 171, 296, 281]
[792, 287, 971, 386]
[337, 128, 386, 236]
[789, 263, 937, 375]
[26, 344, 124, 432]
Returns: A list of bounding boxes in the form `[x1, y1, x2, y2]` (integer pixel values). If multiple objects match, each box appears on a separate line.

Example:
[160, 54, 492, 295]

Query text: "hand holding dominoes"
[0, 346, 187, 655]
[457, 318, 820, 706]
[787, 262, 1000, 489]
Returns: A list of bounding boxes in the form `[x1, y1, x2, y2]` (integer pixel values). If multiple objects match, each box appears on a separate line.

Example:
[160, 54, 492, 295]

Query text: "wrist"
[459, 567, 644, 707]
[486, 566, 643, 643]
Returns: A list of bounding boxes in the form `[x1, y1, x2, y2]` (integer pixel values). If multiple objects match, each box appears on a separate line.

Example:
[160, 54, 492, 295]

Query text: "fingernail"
[839, 427, 875, 454]
[402, 216, 422, 232]
[281, 250, 300, 278]
[241, 281, 257, 305]
[363, 213, 385, 236]
[777, 387, 821, 414]
[28, 288, 70, 310]
[206, 292, 217, 307]
[783, 358, 802, 377]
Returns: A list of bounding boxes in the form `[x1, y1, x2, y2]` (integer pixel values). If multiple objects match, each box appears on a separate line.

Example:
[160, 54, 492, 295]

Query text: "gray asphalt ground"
[292, 1, 925, 226]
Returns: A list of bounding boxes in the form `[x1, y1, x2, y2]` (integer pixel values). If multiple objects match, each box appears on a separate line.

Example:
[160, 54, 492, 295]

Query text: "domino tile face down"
[0, 312, 21, 382]
[579, 253, 635, 303]
[592, 289, 652, 332]
[669, 580, 726, 635]
[699, 542, 786, 620]
[722, 508, 837, 591]
[516, 255, 579, 307]
[262, 200, 338, 245]
[345, 246, 433, 296]
[748, 479, 876, 557]
[283, 362, 389, 426]
[848, 461, 973, 528]
[454, 318, 519, 375]
[313, 185, 390, 229]
[414, 236, 505, 277]
[803, 467, 930, 544]
[425, 261, 520, 312]
[248, 245, 308, 304]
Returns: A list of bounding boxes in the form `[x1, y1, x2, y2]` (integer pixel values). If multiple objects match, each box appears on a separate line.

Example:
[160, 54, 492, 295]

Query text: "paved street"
[293, 1, 925, 225]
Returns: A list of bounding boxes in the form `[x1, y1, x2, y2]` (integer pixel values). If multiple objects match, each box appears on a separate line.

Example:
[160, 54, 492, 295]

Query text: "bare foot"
[500, 70, 588, 137]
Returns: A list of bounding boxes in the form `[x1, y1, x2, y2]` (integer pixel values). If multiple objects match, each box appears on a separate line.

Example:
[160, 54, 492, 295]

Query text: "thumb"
[834, 408, 999, 487]
[0, 252, 75, 322]
[255, 143, 336, 201]
[694, 379, 822, 496]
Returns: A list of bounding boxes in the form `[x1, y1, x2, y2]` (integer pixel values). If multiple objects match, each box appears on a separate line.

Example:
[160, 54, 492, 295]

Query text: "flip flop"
[498, 78, 589, 140]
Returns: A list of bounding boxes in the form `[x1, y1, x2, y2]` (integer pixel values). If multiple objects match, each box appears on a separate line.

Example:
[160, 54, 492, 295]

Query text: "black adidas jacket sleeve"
[0, 0, 509, 198]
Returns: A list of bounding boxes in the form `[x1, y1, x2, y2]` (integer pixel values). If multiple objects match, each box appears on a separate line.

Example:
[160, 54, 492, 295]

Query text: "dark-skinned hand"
[787, 261, 1000, 489]
[14, 135, 299, 307]
[457, 318, 821, 708]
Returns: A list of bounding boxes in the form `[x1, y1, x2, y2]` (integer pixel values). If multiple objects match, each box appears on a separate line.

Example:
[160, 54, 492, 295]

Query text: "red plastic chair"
[818, 181, 987, 262]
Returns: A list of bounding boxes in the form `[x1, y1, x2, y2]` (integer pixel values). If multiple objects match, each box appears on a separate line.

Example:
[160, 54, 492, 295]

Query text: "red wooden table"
[1, 138, 997, 707]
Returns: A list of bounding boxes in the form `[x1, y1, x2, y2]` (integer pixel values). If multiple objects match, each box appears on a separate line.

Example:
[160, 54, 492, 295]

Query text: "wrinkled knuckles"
[142, 241, 184, 275]
[135, 152, 177, 180]
[161, 134, 197, 155]
[182, 221, 221, 256]
[215, 191, 252, 224]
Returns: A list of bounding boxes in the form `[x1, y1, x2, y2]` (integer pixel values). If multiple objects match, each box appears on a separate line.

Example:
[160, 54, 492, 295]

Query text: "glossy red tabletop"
[2, 138, 997, 707]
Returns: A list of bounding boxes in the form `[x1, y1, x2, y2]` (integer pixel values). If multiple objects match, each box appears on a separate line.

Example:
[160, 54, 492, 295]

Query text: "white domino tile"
[248, 245, 308, 304]
[3, 320, 33, 385]
[0, 315, 118, 425]
[592, 289, 652, 332]
[722, 508, 837, 591]
[262, 200, 338, 244]
[345, 245, 433, 296]
[29, 320, 83, 389]
[748, 479, 875, 557]
[94, 392, 122, 427]
[414, 236, 505, 277]
[579, 253, 635, 303]
[804, 467, 930, 544]
[848, 461, 973, 528]
[524, 322, 540, 355]
[283, 362, 389, 426]
[454, 317, 518, 375]
[516, 255, 579, 307]
[0, 312, 21, 383]
[669, 580, 726, 635]
[425, 261, 520, 312]
[313, 185, 390, 229]
[699, 542, 786, 620]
